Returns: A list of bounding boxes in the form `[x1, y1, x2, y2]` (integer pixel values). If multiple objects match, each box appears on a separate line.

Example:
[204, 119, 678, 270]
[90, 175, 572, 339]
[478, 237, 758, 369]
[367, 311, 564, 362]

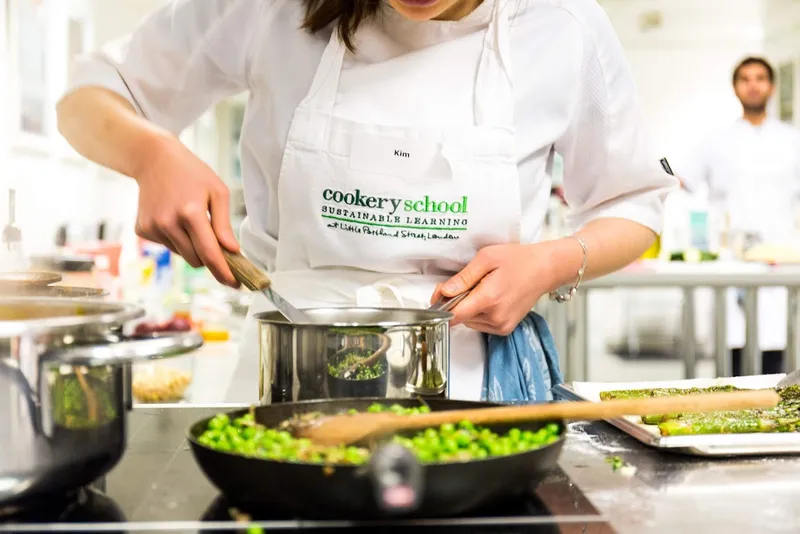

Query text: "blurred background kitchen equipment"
[0, 285, 107, 298]
[1, 189, 25, 272]
[0, 271, 62, 289]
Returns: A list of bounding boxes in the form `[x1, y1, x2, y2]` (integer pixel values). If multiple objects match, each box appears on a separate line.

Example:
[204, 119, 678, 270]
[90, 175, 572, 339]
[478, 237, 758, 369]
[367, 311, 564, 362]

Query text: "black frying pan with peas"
[186, 398, 565, 519]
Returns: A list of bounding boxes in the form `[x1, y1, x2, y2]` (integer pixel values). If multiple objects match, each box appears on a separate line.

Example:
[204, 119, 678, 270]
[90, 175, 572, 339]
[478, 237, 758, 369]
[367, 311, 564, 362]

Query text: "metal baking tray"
[553, 374, 800, 457]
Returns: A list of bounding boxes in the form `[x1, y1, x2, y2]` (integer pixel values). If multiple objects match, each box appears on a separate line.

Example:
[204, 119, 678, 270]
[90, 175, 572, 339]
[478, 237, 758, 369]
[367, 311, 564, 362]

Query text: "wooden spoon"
[292, 389, 780, 447]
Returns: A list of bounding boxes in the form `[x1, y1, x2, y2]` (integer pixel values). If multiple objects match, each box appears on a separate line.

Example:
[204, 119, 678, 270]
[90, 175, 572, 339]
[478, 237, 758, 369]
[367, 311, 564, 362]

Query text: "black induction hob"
[0, 407, 613, 533]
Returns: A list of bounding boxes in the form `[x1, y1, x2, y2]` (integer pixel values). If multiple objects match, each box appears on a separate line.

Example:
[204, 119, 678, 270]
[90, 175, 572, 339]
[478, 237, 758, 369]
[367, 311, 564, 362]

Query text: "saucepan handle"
[368, 443, 424, 514]
[42, 331, 204, 366]
[0, 361, 43, 433]
[429, 290, 470, 313]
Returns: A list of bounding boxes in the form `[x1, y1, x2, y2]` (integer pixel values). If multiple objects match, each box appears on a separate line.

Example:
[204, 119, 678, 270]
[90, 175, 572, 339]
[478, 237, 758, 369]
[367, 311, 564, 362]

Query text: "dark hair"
[301, 0, 383, 52]
[732, 56, 775, 85]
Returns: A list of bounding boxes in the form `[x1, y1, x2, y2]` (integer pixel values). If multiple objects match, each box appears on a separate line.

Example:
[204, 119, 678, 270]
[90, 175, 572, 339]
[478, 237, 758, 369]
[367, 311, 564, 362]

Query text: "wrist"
[130, 128, 180, 182]
[541, 236, 587, 292]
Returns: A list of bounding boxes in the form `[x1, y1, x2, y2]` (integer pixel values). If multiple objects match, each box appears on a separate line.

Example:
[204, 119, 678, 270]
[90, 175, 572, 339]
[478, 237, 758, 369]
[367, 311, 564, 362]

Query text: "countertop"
[563, 420, 800, 533]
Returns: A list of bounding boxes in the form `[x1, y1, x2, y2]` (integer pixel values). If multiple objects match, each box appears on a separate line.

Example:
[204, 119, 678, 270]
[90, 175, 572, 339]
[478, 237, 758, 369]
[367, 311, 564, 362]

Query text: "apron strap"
[474, 0, 515, 128]
[295, 28, 347, 150]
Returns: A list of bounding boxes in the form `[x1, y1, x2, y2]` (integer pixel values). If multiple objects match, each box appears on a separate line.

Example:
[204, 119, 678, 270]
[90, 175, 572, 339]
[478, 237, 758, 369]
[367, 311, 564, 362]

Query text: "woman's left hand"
[430, 243, 560, 336]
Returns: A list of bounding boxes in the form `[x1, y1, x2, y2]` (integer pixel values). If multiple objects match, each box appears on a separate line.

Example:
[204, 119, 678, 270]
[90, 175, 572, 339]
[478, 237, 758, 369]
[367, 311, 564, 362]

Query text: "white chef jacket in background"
[681, 118, 800, 351]
[64, 0, 676, 400]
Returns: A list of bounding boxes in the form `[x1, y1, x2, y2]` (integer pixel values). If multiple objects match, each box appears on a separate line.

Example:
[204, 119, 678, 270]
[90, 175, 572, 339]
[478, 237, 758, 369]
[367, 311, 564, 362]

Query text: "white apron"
[237, 0, 522, 401]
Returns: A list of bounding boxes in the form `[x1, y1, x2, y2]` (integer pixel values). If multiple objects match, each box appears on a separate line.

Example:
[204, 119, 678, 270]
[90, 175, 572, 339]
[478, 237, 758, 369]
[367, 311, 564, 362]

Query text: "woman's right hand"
[134, 136, 240, 287]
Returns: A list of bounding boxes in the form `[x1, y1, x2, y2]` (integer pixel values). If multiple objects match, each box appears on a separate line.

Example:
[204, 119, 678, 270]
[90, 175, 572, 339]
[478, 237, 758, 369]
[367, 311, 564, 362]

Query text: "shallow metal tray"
[553, 374, 800, 457]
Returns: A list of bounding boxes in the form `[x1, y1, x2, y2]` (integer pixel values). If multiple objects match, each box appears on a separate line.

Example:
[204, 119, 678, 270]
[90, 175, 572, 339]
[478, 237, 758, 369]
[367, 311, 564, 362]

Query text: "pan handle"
[429, 290, 470, 313]
[0, 360, 42, 434]
[368, 443, 424, 514]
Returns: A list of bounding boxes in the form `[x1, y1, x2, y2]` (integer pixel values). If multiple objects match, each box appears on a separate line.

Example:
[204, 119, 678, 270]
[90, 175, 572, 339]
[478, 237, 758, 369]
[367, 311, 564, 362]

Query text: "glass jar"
[132, 351, 195, 404]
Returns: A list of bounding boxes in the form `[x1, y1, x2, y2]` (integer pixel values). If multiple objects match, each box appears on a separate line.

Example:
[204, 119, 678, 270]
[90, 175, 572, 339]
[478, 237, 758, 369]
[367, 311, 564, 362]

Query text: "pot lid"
[0, 297, 143, 338]
[0, 271, 62, 288]
[0, 285, 108, 298]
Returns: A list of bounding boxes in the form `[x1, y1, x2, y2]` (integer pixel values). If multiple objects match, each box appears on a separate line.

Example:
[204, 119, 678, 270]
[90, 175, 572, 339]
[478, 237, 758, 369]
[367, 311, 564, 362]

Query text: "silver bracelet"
[548, 236, 588, 303]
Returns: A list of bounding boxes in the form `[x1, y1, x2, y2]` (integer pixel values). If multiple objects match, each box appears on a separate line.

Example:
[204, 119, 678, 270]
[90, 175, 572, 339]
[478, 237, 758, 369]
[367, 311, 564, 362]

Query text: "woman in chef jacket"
[57, 0, 676, 402]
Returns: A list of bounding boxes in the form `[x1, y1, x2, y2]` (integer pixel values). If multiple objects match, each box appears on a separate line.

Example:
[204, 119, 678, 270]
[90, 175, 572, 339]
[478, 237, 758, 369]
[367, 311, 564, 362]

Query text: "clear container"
[132, 351, 195, 404]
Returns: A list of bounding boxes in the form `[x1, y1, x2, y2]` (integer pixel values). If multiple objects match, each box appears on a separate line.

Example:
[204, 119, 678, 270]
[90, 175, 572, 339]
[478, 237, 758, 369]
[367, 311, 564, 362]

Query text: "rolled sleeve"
[63, 0, 264, 134]
[555, 5, 677, 235]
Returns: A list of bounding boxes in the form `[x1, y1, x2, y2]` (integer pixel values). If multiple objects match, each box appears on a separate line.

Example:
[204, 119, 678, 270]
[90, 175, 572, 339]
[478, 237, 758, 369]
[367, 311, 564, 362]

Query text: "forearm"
[56, 86, 172, 179]
[545, 217, 656, 290]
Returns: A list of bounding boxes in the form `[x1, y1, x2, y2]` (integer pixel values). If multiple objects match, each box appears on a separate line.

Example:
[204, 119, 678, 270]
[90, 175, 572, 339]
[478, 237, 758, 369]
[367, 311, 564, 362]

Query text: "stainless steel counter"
[563, 420, 800, 534]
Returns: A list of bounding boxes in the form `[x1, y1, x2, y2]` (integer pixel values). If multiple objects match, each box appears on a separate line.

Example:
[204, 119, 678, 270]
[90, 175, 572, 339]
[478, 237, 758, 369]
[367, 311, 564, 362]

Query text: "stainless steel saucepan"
[256, 293, 467, 404]
[0, 297, 203, 511]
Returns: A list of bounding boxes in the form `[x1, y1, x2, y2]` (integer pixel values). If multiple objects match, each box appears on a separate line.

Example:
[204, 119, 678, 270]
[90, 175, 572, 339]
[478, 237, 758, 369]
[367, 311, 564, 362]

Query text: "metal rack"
[547, 267, 800, 382]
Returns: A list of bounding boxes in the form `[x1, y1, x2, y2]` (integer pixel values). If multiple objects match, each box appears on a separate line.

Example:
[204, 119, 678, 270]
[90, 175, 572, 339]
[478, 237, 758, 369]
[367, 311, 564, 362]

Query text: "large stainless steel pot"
[256, 308, 453, 404]
[0, 297, 203, 510]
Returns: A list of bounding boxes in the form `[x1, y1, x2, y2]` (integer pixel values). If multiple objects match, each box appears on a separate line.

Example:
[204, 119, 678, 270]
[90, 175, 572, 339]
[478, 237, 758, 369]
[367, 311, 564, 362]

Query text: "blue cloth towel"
[481, 312, 564, 403]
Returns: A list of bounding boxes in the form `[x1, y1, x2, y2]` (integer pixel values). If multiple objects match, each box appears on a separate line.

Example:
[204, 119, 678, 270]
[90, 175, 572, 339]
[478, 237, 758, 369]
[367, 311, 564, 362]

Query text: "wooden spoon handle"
[391, 390, 780, 430]
[221, 249, 272, 291]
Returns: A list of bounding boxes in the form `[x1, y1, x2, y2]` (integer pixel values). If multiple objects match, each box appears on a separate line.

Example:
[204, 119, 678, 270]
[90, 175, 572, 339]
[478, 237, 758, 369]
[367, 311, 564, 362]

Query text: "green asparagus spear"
[601, 385, 800, 436]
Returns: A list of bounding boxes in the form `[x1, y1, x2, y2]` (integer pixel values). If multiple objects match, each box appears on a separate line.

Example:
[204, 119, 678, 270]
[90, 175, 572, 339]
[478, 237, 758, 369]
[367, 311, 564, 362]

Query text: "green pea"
[455, 431, 472, 447]
[416, 450, 435, 463]
[458, 420, 475, 431]
[440, 423, 456, 434]
[204, 429, 223, 441]
[208, 415, 229, 430]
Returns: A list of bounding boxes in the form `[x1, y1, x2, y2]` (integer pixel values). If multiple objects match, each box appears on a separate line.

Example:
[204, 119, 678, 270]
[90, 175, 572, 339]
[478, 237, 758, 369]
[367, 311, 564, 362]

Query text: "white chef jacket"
[681, 118, 800, 242]
[681, 118, 800, 351]
[65, 0, 676, 397]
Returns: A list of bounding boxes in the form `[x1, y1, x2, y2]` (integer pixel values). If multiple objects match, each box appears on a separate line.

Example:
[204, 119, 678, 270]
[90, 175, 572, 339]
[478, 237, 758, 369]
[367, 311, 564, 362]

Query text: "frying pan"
[187, 398, 565, 519]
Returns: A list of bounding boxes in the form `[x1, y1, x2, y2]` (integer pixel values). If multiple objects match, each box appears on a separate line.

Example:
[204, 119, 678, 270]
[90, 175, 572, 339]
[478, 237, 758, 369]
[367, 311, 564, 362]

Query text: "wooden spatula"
[292, 389, 779, 446]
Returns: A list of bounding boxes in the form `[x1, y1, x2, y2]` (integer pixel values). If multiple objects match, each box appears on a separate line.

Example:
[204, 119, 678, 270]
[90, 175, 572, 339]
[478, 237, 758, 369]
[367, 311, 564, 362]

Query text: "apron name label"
[349, 132, 442, 177]
[320, 187, 470, 241]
